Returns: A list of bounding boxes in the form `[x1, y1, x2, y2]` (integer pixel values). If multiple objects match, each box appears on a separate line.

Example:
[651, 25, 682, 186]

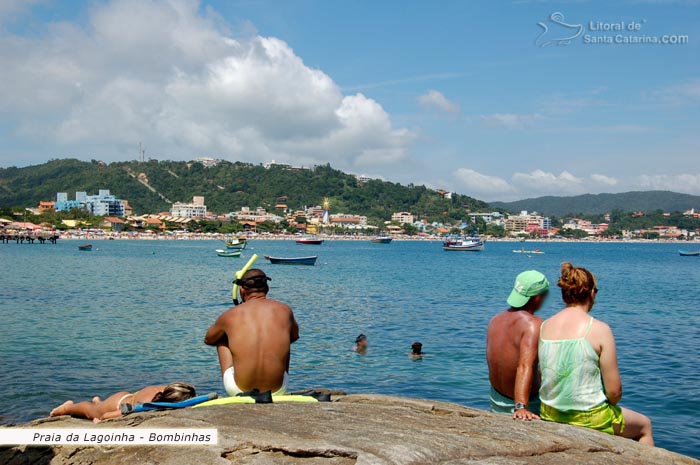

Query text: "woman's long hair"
[151, 382, 196, 403]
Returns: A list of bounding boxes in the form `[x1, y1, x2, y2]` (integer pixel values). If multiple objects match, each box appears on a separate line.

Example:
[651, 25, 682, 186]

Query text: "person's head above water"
[151, 382, 196, 403]
[237, 269, 271, 300]
[507, 270, 549, 311]
[355, 334, 368, 351]
[558, 262, 598, 309]
[411, 342, 423, 355]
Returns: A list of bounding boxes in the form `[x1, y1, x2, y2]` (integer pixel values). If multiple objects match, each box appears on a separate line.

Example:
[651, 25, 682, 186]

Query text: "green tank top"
[538, 317, 607, 412]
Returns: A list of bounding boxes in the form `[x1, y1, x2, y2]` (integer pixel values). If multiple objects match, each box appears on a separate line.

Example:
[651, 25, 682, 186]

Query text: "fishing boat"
[513, 247, 544, 254]
[679, 250, 700, 257]
[371, 236, 393, 244]
[264, 255, 318, 265]
[216, 249, 242, 258]
[78, 244, 92, 251]
[442, 237, 485, 252]
[296, 237, 324, 245]
[225, 240, 246, 250]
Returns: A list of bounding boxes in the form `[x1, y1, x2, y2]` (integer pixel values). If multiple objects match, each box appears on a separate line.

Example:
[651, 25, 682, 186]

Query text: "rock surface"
[1, 394, 697, 465]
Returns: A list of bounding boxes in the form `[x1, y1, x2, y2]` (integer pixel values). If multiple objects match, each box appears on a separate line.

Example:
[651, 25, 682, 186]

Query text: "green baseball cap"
[507, 270, 550, 308]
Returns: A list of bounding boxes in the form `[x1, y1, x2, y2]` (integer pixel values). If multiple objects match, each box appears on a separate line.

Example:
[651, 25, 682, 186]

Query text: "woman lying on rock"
[50, 382, 196, 423]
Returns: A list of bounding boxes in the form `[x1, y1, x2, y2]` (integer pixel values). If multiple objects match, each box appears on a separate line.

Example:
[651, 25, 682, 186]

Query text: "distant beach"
[53, 231, 699, 245]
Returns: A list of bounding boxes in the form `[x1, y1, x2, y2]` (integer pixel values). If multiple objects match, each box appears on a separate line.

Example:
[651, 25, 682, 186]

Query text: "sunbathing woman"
[50, 382, 196, 422]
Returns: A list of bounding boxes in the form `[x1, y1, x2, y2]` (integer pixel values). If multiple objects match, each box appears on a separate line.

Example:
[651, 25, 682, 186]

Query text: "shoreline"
[53, 233, 699, 245]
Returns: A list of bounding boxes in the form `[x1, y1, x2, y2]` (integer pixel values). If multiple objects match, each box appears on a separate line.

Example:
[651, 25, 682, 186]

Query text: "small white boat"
[513, 248, 544, 254]
[216, 249, 242, 257]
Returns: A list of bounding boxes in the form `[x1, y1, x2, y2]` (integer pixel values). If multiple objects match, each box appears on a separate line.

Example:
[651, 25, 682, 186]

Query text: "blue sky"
[0, 0, 698, 201]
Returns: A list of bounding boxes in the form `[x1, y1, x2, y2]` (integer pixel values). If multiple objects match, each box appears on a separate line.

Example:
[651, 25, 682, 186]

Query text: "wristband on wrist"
[514, 402, 527, 410]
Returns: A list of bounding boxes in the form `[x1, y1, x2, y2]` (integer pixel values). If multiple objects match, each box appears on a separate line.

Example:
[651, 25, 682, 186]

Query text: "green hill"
[0, 159, 488, 224]
[490, 191, 700, 216]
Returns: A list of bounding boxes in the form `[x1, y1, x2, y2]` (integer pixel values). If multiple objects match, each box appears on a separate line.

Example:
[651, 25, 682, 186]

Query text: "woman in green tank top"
[538, 262, 654, 446]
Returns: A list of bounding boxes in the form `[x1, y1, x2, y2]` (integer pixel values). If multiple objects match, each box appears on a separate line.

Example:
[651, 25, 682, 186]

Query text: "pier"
[0, 232, 59, 244]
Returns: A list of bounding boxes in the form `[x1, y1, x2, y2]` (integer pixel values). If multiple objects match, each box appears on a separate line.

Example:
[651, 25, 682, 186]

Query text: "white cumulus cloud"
[511, 169, 583, 195]
[0, 0, 412, 169]
[636, 174, 700, 195]
[590, 173, 619, 186]
[417, 89, 460, 114]
[454, 168, 515, 198]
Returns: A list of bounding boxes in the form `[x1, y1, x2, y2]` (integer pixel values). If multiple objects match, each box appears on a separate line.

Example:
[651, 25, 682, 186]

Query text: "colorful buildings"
[505, 211, 551, 235]
[38, 201, 55, 213]
[55, 190, 125, 216]
[54, 192, 84, 212]
[562, 219, 609, 235]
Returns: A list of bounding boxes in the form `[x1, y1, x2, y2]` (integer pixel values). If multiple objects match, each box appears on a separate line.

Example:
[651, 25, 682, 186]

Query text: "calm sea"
[1, 239, 698, 457]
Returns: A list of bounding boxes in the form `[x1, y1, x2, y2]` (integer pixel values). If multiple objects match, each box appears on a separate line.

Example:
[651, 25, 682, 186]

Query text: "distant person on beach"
[50, 382, 195, 422]
[539, 262, 654, 445]
[410, 342, 423, 358]
[487, 270, 549, 420]
[354, 334, 368, 354]
[205, 269, 299, 396]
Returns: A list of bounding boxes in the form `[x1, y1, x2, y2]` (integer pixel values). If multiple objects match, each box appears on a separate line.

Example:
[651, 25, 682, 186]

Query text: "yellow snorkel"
[232, 253, 258, 305]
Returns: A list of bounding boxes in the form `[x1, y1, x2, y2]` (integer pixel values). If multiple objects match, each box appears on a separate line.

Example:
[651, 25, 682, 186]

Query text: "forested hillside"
[0, 159, 489, 224]
[491, 191, 700, 216]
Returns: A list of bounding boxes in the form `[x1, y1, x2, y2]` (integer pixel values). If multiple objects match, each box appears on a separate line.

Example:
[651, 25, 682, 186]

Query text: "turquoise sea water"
[1, 239, 698, 457]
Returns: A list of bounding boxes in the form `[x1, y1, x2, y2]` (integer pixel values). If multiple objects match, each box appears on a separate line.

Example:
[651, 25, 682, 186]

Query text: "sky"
[0, 0, 698, 201]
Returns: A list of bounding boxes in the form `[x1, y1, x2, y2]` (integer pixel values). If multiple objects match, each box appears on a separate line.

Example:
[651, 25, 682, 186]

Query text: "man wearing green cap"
[486, 270, 549, 420]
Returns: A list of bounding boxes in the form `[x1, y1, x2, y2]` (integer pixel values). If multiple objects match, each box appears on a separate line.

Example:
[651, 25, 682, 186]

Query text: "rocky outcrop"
[1, 394, 697, 465]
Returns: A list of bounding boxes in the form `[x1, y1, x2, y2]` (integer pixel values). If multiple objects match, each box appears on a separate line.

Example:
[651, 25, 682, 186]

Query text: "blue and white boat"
[443, 237, 485, 252]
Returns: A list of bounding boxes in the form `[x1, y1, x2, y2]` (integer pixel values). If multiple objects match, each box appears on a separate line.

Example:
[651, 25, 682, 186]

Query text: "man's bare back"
[487, 269, 549, 420]
[205, 270, 299, 394]
[486, 310, 542, 399]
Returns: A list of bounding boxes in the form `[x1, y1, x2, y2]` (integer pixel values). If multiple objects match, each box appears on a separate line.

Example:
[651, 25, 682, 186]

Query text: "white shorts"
[223, 366, 289, 397]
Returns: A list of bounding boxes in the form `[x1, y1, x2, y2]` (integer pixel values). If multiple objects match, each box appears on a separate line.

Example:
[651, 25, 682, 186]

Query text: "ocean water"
[1, 239, 698, 457]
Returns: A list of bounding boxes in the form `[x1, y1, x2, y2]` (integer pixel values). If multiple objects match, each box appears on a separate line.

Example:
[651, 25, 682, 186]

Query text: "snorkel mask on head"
[233, 274, 271, 289]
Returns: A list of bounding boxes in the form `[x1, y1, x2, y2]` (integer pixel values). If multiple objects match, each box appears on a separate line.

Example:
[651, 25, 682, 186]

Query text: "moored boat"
[225, 240, 246, 250]
[443, 237, 485, 252]
[513, 248, 544, 254]
[216, 249, 242, 257]
[264, 255, 318, 265]
[371, 236, 393, 244]
[679, 250, 700, 257]
[78, 244, 92, 251]
[296, 237, 324, 245]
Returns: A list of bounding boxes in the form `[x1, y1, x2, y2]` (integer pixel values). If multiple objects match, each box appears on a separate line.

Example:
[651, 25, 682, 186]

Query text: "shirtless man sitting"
[205, 269, 299, 396]
[486, 270, 549, 420]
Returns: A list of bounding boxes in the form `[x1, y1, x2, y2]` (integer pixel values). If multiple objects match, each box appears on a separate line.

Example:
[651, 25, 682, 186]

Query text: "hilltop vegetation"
[491, 191, 700, 216]
[0, 159, 488, 224]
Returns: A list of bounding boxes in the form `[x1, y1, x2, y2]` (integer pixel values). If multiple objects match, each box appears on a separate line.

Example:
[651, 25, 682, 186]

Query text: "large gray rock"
[1, 394, 696, 465]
